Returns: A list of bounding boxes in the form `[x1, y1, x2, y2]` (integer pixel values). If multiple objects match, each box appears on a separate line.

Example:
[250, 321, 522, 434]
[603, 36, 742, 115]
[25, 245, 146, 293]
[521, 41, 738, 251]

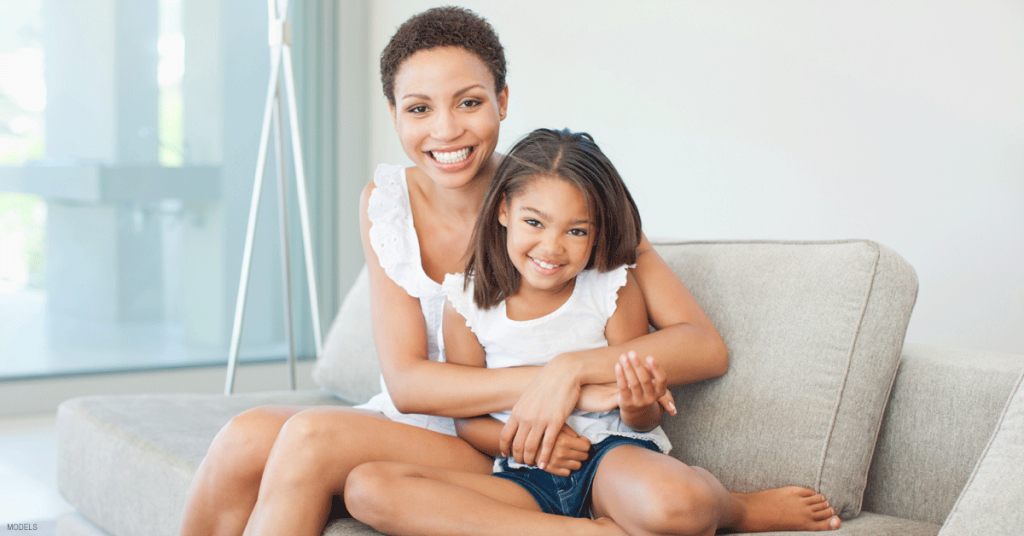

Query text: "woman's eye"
[407, 105, 428, 114]
[459, 99, 482, 108]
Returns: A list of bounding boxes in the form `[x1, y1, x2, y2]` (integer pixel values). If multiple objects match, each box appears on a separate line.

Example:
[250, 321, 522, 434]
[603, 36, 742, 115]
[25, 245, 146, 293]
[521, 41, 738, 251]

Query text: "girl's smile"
[499, 176, 595, 301]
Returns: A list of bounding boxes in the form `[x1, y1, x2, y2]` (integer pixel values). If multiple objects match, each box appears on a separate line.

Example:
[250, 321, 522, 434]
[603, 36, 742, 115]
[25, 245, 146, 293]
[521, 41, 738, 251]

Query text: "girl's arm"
[437, 299, 507, 455]
[359, 182, 537, 418]
[501, 236, 729, 466]
[443, 298, 592, 474]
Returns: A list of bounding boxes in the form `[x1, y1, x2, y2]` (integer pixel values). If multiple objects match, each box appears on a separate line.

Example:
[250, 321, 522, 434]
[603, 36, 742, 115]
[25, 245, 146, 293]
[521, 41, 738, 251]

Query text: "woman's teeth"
[431, 147, 471, 164]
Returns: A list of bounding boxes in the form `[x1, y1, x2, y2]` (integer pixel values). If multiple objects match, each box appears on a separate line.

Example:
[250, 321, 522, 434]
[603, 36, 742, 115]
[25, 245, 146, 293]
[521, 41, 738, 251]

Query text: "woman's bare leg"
[590, 446, 840, 536]
[344, 462, 626, 536]
[178, 405, 307, 536]
[241, 407, 496, 536]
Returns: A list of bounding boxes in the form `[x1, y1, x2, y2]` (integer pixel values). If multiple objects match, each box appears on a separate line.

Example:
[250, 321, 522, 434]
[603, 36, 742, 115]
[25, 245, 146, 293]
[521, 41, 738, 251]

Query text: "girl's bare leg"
[241, 407, 496, 536]
[590, 446, 840, 536]
[344, 461, 626, 536]
[178, 405, 307, 536]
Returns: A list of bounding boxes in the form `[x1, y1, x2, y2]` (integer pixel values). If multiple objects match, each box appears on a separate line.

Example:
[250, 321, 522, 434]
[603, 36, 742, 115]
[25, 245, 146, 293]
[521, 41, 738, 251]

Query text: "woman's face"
[390, 46, 508, 190]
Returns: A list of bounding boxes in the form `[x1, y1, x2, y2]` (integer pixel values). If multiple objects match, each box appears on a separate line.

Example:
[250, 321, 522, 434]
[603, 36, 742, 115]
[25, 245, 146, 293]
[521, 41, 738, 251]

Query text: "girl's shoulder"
[577, 265, 632, 318]
[442, 272, 483, 328]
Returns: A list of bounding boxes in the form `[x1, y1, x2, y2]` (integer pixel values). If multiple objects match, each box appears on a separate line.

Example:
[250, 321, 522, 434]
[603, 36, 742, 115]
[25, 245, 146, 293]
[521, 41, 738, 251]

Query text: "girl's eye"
[568, 229, 588, 237]
[524, 219, 542, 228]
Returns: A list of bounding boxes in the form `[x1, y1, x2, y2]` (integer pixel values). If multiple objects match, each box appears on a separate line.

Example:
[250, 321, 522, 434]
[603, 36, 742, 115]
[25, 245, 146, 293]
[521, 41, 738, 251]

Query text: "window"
[0, 0, 341, 380]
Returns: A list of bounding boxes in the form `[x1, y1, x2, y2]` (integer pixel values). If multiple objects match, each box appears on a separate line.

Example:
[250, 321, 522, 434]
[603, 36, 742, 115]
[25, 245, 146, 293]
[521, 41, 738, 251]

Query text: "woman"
[178, 7, 837, 536]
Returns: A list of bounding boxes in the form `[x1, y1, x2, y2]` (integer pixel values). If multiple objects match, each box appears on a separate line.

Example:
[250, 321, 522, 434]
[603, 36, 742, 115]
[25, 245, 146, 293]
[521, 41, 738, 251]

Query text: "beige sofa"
[55, 240, 1024, 535]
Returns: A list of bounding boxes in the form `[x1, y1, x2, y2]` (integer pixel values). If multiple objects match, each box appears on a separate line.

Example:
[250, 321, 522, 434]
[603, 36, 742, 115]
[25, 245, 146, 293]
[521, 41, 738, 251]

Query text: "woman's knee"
[203, 406, 290, 480]
[271, 409, 379, 479]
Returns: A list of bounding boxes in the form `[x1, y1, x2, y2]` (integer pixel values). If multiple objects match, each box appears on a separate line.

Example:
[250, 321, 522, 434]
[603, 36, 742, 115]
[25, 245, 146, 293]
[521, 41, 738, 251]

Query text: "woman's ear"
[497, 195, 509, 227]
[389, 102, 398, 130]
[498, 84, 509, 120]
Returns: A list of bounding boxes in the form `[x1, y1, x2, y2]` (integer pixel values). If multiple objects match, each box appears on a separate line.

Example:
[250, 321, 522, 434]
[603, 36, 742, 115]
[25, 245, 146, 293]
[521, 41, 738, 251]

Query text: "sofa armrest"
[863, 343, 1024, 525]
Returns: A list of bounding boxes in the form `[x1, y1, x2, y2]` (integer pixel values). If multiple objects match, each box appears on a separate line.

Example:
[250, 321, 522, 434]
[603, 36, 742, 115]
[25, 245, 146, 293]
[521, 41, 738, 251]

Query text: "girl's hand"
[538, 424, 591, 476]
[617, 353, 669, 429]
[500, 357, 580, 468]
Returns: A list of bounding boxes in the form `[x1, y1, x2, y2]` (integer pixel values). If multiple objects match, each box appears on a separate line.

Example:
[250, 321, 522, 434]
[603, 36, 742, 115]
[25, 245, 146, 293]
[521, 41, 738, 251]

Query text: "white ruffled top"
[443, 265, 672, 470]
[355, 164, 455, 436]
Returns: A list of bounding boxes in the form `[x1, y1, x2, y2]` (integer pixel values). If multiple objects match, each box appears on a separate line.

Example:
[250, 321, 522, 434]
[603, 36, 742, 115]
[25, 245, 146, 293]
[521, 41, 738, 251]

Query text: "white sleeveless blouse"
[355, 164, 456, 436]
[443, 267, 672, 463]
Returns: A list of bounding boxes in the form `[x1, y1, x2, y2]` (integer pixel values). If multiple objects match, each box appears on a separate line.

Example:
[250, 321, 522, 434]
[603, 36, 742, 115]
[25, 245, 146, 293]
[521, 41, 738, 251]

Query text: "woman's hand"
[540, 424, 591, 476]
[499, 357, 581, 468]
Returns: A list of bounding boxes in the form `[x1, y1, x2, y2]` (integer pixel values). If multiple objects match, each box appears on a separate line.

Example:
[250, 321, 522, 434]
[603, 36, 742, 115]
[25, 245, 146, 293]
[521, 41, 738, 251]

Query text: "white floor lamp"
[224, 0, 324, 395]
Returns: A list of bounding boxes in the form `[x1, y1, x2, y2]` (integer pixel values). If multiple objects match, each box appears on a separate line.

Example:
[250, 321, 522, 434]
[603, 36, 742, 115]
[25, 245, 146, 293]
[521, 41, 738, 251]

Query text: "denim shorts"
[492, 435, 660, 517]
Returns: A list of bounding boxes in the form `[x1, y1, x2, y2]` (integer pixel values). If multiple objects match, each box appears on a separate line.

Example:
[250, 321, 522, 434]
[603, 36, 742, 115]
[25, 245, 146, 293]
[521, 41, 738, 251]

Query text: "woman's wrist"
[548, 351, 586, 387]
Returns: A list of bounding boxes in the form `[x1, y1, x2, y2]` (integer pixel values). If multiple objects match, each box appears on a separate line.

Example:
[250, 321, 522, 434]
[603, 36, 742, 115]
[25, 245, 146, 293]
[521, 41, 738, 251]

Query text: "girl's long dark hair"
[466, 128, 642, 309]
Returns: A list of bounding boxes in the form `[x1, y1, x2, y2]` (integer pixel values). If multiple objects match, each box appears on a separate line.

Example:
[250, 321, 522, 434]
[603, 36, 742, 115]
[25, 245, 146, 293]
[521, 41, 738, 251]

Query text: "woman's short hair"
[380, 6, 506, 106]
[467, 128, 643, 309]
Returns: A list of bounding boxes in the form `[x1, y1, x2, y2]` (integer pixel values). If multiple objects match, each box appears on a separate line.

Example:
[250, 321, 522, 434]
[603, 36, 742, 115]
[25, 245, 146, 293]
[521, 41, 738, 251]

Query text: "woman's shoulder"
[364, 164, 437, 298]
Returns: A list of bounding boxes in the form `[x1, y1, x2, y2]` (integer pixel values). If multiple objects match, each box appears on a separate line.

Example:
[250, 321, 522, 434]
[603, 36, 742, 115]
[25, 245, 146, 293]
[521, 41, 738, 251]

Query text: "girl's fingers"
[628, 353, 656, 399]
[615, 361, 633, 404]
[499, 418, 519, 457]
[658, 391, 677, 416]
[621, 354, 646, 401]
[646, 356, 668, 396]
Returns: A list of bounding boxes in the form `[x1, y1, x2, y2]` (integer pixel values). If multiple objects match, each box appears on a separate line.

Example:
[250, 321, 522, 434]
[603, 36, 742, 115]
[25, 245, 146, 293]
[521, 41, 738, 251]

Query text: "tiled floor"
[0, 413, 72, 532]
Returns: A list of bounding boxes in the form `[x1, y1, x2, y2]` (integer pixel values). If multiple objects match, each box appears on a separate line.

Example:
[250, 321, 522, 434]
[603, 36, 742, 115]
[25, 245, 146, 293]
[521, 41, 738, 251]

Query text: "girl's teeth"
[534, 258, 558, 270]
[431, 147, 471, 164]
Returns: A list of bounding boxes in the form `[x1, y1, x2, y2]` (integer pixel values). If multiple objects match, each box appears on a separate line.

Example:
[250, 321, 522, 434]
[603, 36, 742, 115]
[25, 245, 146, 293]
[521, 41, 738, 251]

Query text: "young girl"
[343, 129, 841, 536]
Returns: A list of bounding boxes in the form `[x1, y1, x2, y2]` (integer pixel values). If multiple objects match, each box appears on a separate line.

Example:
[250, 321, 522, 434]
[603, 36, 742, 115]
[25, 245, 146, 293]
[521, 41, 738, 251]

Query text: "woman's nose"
[430, 109, 461, 142]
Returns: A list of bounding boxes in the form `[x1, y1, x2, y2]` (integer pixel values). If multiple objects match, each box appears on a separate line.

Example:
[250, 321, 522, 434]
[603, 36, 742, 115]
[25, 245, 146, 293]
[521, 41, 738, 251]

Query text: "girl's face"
[390, 46, 508, 190]
[498, 176, 595, 297]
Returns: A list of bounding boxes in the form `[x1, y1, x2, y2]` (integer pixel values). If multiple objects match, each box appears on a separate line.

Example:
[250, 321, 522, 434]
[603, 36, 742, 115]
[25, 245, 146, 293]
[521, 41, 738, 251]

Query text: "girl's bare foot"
[731, 486, 841, 532]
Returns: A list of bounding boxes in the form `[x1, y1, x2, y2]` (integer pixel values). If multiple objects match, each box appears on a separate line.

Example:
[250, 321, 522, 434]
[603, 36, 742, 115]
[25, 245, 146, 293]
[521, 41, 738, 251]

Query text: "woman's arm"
[501, 236, 728, 465]
[359, 182, 537, 418]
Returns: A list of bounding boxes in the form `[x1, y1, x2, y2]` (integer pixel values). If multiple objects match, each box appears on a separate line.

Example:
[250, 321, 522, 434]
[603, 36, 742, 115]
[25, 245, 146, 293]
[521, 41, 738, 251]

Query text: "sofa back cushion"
[863, 344, 1024, 524]
[313, 266, 382, 404]
[937, 369, 1024, 535]
[314, 239, 918, 518]
[650, 240, 916, 519]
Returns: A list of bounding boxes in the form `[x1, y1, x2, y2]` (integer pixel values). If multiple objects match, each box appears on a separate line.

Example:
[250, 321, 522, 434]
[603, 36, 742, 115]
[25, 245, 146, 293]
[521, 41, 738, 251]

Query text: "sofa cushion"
[57, 391, 345, 536]
[937, 368, 1024, 535]
[313, 266, 381, 404]
[655, 240, 917, 519]
[863, 344, 1024, 524]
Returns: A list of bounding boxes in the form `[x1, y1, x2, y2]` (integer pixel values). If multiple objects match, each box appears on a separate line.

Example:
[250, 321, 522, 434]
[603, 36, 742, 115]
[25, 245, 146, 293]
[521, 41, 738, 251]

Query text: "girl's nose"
[540, 232, 565, 254]
[430, 109, 462, 142]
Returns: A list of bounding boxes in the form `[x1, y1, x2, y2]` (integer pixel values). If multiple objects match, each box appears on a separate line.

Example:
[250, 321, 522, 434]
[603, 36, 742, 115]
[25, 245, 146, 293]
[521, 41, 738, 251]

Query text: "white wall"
[366, 0, 1024, 354]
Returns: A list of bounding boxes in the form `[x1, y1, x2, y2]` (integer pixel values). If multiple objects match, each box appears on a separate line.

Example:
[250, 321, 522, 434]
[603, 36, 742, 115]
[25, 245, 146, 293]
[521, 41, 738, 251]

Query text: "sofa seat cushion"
[57, 391, 346, 536]
[654, 240, 917, 519]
